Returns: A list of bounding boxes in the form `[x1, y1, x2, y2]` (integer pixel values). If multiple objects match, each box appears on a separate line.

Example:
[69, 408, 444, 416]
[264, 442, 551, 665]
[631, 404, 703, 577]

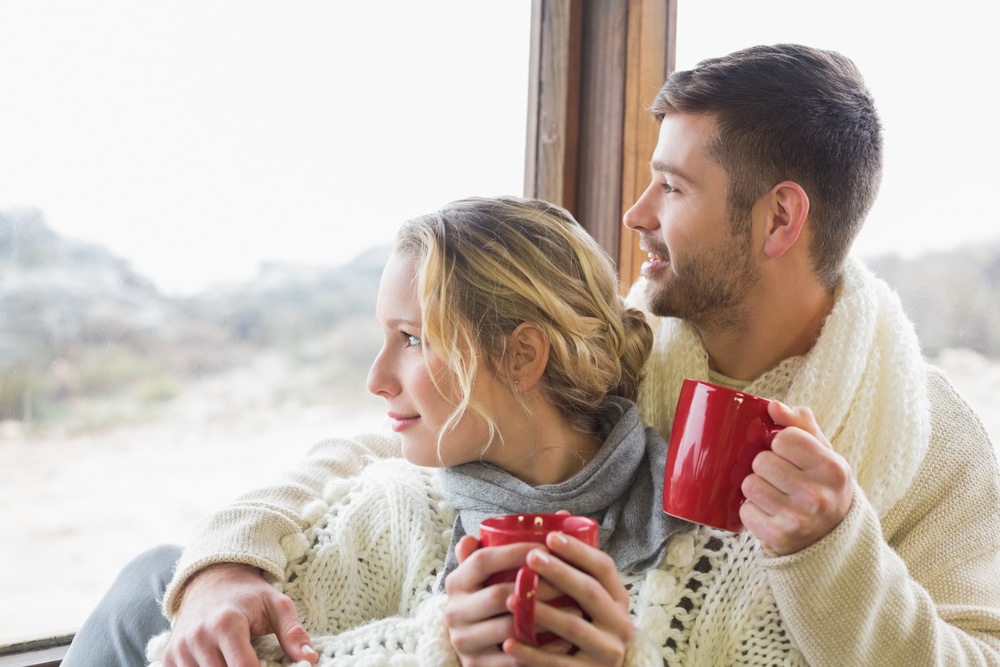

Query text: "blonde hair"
[394, 196, 652, 443]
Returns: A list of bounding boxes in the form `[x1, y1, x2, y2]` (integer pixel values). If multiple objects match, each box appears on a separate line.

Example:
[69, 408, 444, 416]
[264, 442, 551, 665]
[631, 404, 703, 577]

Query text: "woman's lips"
[387, 412, 419, 432]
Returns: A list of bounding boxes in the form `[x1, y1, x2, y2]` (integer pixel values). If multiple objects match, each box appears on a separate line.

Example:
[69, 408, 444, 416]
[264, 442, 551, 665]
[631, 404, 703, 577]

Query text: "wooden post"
[524, 0, 676, 291]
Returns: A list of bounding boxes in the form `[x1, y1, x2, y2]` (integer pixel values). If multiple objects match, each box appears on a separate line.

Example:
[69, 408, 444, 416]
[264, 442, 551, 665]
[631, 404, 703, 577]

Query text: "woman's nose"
[366, 350, 394, 397]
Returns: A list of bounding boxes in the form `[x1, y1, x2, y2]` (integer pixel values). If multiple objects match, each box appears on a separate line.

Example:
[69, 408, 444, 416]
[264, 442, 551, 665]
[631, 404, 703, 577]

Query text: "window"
[0, 1, 532, 644]
[2, 0, 997, 651]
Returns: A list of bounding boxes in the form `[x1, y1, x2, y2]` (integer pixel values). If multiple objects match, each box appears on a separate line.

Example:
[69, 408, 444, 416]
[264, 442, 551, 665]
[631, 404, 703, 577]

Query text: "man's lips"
[640, 249, 670, 274]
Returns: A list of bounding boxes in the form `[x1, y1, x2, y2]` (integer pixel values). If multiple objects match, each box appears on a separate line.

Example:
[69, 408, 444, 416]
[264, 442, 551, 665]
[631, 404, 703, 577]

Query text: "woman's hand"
[500, 533, 632, 666]
[163, 563, 318, 667]
[445, 535, 554, 666]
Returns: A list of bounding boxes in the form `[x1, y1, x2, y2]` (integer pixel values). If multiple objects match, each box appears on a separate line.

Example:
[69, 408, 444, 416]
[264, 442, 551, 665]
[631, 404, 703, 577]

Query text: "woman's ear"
[507, 322, 549, 391]
[763, 180, 809, 259]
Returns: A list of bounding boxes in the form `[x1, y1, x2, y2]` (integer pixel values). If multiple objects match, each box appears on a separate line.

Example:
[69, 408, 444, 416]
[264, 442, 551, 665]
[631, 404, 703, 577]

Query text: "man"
[443, 43, 1000, 666]
[63, 44, 1000, 666]
[618, 42, 1000, 663]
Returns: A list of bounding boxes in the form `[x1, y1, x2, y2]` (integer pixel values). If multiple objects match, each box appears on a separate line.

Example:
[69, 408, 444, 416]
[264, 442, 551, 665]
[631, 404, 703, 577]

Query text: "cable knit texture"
[147, 406, 673, 666]
[621, 257, 1000, 665]
[159, 431, 403, 617]
[634, 257, 930, 518]
[147, 257, 1000, 666]
[146, 374, 1000, 666]
[260, 459, 457, 666]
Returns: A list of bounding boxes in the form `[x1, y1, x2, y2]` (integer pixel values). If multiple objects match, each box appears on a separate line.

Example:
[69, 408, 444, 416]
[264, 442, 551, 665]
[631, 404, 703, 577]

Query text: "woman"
[146, 195, 681, 666]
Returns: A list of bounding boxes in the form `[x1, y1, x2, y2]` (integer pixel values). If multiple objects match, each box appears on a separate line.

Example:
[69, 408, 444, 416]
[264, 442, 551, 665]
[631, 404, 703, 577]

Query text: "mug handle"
[513, 566, 539, 646]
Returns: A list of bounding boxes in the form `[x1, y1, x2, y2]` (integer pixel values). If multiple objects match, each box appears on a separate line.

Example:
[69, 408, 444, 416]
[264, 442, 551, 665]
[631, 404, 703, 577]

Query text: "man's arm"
[163, 430, 400, 613]
[765, 369, 1000, 665]
[157, 430, 400, 666]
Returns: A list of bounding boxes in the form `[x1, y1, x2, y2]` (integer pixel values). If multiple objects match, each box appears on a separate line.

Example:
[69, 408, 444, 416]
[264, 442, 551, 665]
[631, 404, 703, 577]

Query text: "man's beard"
[644, 229, 759, 332]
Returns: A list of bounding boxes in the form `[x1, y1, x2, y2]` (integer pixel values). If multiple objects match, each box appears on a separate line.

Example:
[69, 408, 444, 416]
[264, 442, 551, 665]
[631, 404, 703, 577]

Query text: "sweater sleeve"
[248, 595, 460, 667]
[161, 430, 401, 616]
[254, 458, 455, 667]
[763, 368, 1000, 666]
[274, 606, 662, 667]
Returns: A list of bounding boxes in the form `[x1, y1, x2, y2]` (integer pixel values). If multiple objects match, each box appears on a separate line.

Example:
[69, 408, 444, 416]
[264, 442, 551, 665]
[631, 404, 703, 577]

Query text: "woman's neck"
[489, 398, 603, 486]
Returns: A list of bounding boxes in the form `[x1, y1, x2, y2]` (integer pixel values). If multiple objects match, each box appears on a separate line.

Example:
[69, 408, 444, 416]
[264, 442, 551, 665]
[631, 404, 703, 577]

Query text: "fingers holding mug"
[740, 401, 854, 555]
[478, 514, 600, 649]
[515, 536, 632, 664]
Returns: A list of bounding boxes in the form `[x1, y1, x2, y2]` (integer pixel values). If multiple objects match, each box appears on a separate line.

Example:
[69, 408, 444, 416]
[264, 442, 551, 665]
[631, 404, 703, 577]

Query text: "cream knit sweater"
[150, 258, 1000, 666]
[624, 258, 1000, 665]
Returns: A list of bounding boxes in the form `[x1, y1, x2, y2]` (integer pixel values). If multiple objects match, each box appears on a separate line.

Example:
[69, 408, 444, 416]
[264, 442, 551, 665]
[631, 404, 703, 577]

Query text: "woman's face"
[366, 251, 510, 467]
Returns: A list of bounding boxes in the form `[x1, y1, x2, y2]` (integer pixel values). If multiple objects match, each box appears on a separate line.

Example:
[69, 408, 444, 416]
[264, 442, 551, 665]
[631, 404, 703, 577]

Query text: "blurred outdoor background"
[1, 0, 998, 643]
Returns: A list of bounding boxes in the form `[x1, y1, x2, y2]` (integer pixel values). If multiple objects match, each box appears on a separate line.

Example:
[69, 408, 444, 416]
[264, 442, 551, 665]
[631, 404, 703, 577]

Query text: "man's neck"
[699, 278, 836, 382]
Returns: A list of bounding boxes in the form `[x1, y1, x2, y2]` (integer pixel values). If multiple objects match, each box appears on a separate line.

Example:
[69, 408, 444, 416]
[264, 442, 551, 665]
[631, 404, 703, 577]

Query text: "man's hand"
[163, 563, 318, 667]
[740, 401, 854, 556]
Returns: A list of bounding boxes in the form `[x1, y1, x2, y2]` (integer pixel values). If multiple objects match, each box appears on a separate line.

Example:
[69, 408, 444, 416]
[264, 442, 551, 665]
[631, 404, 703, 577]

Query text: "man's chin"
[642, 282, 674, 318]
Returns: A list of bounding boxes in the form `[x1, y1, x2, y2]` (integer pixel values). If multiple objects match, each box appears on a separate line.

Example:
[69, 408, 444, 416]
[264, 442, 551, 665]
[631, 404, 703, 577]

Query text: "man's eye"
[661, 183, 679, 194]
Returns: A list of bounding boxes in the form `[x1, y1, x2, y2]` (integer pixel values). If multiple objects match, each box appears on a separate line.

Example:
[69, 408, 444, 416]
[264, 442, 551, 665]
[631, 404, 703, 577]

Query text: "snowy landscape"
[0, 351, 386, 643]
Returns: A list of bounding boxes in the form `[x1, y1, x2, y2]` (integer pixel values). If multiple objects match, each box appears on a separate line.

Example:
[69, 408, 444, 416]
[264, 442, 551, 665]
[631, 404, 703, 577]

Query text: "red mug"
[663, 379, 784, 532]
[479, 513, 599, 646]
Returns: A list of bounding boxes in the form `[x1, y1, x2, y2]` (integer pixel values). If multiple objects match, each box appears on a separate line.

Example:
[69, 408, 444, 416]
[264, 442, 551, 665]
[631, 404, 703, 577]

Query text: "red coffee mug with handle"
[663, 379, 784, 532]
[479, 513, 599, 646]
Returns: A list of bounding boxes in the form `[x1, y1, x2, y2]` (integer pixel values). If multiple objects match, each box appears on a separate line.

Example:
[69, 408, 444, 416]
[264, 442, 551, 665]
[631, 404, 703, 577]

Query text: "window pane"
[0, 1, 531, 643]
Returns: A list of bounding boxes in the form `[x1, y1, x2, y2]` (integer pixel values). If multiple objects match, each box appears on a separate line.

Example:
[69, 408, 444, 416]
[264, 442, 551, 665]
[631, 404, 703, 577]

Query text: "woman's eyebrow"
[386, 317, 420, 329]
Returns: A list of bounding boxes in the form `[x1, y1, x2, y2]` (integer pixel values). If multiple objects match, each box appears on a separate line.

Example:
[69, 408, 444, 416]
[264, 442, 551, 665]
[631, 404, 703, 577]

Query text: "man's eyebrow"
[650, 159, 694, 183]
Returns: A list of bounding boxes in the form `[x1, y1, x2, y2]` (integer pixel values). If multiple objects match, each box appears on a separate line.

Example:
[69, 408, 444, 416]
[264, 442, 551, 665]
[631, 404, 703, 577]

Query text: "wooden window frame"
[0, 634, 73, 667]
[524, 0, 677, 290]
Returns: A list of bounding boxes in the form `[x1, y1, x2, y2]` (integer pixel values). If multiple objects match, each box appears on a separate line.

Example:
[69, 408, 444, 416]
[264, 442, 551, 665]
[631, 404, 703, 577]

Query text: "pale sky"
[675, 1, 1000, 269]
[1, 1, 996, 295]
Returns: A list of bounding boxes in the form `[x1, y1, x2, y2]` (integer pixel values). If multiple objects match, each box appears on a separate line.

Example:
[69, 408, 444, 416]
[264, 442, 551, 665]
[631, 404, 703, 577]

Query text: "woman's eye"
[404, 333, 422, 348]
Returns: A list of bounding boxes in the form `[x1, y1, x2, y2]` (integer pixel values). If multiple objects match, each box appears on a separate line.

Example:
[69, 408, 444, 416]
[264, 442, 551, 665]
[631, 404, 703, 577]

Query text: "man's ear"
[507, 322, 549, 391]
[763, 181, 809, 259]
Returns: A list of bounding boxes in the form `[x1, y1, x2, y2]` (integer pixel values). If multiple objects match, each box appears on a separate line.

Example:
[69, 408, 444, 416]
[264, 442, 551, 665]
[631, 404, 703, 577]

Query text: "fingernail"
[532, 549, 550, 565]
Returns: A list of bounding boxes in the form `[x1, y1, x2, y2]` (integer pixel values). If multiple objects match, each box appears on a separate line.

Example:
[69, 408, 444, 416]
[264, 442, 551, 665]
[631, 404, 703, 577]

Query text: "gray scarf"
[437, 396, 686, 587]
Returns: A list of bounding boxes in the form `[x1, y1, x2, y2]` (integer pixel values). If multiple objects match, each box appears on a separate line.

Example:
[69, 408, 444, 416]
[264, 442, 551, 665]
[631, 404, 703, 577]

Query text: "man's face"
[623, 112, 759, 330]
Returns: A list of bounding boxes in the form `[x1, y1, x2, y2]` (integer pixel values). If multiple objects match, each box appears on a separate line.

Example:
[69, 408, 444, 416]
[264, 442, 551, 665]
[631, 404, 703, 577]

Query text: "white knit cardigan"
[147, 369, 1000, 666]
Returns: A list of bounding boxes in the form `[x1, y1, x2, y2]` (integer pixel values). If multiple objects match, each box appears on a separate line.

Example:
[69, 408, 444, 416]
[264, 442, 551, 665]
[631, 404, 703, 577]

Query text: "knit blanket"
[631, 256, 931, 517]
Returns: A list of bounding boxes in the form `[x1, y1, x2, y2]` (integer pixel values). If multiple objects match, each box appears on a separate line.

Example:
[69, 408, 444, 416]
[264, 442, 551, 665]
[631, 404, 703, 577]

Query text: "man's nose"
[623, 185, 658, 232]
